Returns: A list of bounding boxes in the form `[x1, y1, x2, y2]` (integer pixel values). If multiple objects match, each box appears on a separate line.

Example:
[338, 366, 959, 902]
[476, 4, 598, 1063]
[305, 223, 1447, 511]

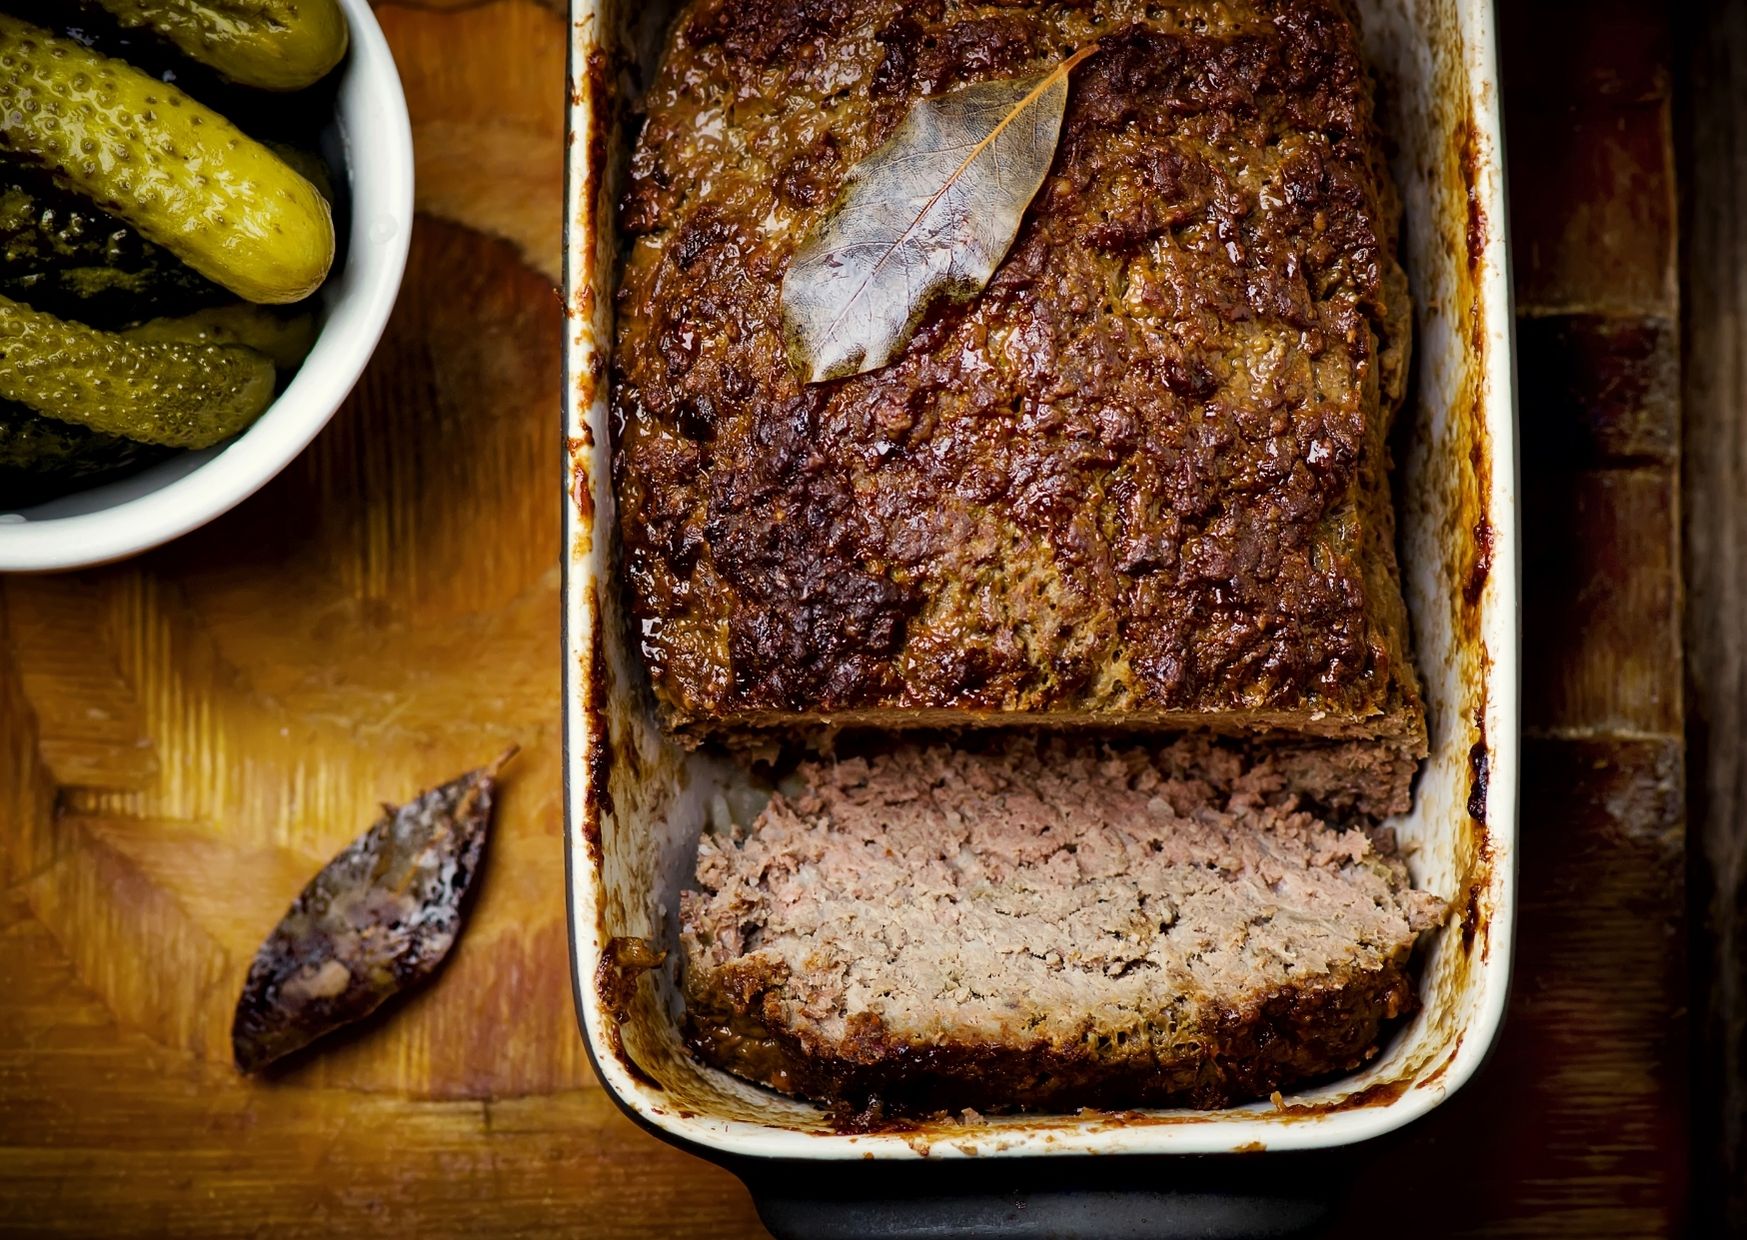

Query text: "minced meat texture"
[681, 737, 1447, 1115]
[614, 0, 1422, 758]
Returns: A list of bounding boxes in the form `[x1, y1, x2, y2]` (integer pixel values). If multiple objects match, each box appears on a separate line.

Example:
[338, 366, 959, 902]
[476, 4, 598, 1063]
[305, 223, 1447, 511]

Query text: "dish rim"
[561, 0, 1520, 1160]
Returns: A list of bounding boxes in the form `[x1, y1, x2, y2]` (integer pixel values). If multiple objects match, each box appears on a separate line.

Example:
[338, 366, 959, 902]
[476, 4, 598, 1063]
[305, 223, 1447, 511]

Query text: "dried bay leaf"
[231, 750, 516, 1073]
[781, 44, 1099, 384]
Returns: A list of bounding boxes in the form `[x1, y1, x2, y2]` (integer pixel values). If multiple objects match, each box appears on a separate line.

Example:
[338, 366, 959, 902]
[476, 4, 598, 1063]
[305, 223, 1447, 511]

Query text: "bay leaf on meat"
[231, 749, 516, 1073]
[781, 44, 1099, 384]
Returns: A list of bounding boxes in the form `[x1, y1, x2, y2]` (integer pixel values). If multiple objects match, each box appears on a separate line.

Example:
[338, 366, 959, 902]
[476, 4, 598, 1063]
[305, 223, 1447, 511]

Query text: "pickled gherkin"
[268, 144, 336, 205]
[0, 187, 132, 271]
[0, 294, 276, 448]
[92, 0, 350, 92]
[0, 401, 163, 507]
[1, 261, 225, 329]
[2, 176, 183, 277]
[1, 401, 140, 472]
[125, 304, 318, 370]
[0, 176, 228, 325]
[0, 15, 336, 304]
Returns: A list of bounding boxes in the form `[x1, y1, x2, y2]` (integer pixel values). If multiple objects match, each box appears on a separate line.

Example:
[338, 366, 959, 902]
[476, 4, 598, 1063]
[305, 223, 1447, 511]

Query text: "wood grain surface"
[1681, 0, 1747, 1230]
[0, 0, 1722, 1236]
[0, 3, 761, 1235]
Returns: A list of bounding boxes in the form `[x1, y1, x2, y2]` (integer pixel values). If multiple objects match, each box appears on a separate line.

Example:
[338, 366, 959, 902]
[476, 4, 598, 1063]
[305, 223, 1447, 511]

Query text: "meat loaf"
[614, 0, 1425, 775]
[681, 739, 1447, 1115]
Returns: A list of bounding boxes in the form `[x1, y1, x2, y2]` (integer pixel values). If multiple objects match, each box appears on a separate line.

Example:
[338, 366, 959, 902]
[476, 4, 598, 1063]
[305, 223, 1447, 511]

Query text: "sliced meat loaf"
[681, 738, 1447, 1115]
[615, 0, 1425, 791]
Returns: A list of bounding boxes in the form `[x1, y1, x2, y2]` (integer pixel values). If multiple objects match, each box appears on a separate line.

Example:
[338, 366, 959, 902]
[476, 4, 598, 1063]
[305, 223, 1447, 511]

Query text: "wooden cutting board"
[0, 2, 760, 1235]
[0, 0, 1727, 1235]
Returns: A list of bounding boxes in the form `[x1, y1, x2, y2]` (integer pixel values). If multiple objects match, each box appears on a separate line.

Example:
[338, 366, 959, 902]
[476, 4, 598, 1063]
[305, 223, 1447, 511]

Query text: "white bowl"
[0, 0, 414, 572]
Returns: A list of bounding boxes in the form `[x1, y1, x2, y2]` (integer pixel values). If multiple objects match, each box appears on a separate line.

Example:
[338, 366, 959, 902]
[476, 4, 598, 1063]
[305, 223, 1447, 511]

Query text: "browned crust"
[614, 0, 1423, 757]
[683, 951, 1420, 1117]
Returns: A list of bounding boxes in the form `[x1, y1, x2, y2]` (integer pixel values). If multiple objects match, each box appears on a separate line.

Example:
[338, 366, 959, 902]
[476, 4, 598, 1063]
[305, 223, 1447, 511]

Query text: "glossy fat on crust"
[680, 738, 1447, 1115]
[613, 0, 1423, 757]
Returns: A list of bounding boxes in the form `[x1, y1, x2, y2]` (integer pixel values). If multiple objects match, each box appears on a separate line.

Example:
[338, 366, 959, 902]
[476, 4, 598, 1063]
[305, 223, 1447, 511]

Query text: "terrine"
[613, 0, 1425, 791]
[682, 738, 1446, 1117]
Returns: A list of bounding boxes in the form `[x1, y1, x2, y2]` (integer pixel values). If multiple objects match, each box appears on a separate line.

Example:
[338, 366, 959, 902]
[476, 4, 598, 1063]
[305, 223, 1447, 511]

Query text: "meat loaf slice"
[681, 739, 1447, 1115]
[615, 0, 1425, 782]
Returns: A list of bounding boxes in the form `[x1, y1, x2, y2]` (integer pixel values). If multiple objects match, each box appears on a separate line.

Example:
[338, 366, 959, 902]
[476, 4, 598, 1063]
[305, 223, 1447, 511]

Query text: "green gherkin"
[267, 142, 336, 205]
[0, 293, 276, 448]
[92, 0, 350, 92]
[0, 400, 151, 473]
[0, 262, 223, 327]
[124, 303, 318, 370]
[0, 185, 130, 270]
[0, 14, 336, 305]
[0, 401, 165, 507]
[0, 175, 229, 324]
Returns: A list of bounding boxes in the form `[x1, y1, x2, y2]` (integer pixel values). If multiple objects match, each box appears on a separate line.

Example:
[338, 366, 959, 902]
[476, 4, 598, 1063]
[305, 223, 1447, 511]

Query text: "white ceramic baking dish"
[564, 0, 1516, 1171]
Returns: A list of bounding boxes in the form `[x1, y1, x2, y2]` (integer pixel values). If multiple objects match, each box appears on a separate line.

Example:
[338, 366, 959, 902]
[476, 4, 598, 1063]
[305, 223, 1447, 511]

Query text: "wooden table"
[0, 1, 1739, 1235]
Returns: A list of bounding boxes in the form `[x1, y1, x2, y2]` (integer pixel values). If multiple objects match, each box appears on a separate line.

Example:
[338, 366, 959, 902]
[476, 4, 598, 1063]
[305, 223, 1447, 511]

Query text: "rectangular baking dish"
[563, 0, 1516, 1161]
